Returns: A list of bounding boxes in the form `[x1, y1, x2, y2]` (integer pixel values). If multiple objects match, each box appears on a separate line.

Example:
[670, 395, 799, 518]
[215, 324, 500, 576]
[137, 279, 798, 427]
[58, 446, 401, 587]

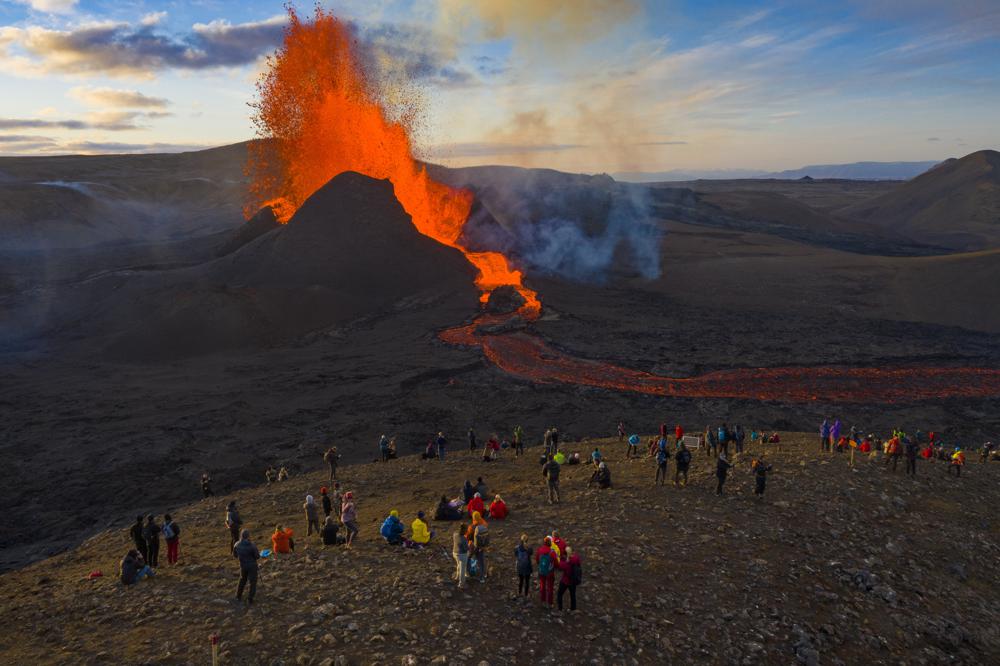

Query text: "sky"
[0, 0, 998, 173]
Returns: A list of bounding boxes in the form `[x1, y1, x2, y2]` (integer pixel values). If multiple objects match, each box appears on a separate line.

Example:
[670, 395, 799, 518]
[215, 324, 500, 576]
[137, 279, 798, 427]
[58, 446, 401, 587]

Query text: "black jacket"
[143, 521, 160, 543]
[233, 539, 260, 570]
[321, 524, 339, 545]
[716, 459, 732, 477]
[129, 523, 144, 546]
[322, 495, 332, 515]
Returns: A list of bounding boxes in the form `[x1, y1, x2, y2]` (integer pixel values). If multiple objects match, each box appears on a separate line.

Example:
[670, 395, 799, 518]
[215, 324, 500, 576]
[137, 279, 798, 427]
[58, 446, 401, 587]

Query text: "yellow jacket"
[411, 518, 431, 544]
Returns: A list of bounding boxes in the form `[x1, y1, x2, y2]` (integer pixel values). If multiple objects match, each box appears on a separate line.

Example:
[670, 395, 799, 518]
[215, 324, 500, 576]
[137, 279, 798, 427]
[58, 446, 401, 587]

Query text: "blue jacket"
[380, 515, 404, 543]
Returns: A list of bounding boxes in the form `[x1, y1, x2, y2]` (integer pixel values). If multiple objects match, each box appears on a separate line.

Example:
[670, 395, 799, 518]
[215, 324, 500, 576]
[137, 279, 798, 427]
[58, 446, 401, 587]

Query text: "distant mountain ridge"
[614, 160, 943, 183]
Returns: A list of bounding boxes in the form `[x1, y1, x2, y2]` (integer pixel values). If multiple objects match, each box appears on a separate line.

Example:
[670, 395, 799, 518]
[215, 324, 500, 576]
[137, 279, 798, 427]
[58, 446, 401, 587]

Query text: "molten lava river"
[249, 8, 1000, 405]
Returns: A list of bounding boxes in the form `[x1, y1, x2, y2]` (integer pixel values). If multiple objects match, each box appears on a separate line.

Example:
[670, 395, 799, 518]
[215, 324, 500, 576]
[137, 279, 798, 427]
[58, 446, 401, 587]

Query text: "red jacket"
[552, 537, 567, 558]
[535, 545, 554, 576]
[467, 496, 484, 516]
[557, 554, 581, 585]
[488, 500, 507, 520]
[675, 426, 683, 440]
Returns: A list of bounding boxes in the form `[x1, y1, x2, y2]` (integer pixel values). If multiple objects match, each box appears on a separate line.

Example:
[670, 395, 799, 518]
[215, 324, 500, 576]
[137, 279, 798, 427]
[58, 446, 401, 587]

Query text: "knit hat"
[320, 486, 328, 494]
[390, 509, 399, 518]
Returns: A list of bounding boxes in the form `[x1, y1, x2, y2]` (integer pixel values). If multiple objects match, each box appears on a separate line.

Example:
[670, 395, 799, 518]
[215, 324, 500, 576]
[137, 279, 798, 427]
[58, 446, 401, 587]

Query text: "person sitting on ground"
[949, 448, 966, 476]
[119, 549, 154, 586]
[568, 452, 581, 465]
[277, 466, 289, 482]
[768, 432, 780, 444]
[271, 524, 294, 557]
[321, 515, 340, 546]
[489, 494, 508, 520]
[422, 440, 436, 460]
[265, 466, 277, 484]
[589, 461, 612, 488]
[462, 480, 476, 503]
[435, 495, 463, 521]
[410, 511, 433, 547]
[467, 492, 485, 517]
[475, 477, 489, 498]
[380, 510, 405, 545]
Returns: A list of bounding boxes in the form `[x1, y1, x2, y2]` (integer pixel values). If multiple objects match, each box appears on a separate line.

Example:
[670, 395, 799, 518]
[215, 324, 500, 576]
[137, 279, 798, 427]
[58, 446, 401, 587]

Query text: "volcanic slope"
[1, 434, 998, 665]
[839, 150, 1000, 251]
[86, 171, 479, 360]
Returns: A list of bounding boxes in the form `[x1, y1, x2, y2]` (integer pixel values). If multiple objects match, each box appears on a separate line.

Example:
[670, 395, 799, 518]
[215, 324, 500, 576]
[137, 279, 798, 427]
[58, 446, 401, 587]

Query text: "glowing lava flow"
[245, 6, 539, 311]
[440, 321, 1000, 403]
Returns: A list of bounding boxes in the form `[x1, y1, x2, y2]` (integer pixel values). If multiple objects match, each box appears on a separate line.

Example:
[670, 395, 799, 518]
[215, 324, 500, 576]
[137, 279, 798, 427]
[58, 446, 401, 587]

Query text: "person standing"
[320, 487, 332, 517]
[556, 546, 582, 611]
[515, 534, 533, 598]
[674, 442, 692, 487]
[472, 517, 489, 582]
[536, 537, 556, 607]
[142, 515, 160, 568]
[820, 420, 830, 452]
[129, 515, 148, 563]
[655, 439, 670, 486]
[617, 421, 626, 442]
[226, 501, 242, 549]
[752, 457, 772, 498]
[436, 432, 447, 461]
[716, 454, 733, 496]
[468, 428, 477, 454]
[626, 433, 640, 459]
[675, 424, 684, 447]
[162, 514, 181, 565]
[734, 425, 745, 455]
[718, 424, 730, 457]
[341, 492, 359, 548]
[304, 495, 321, 537]
[513, 425, 525, 456]
[830, 419, 842, 451]
[233, 530, 260, 605]
[323, 446, 340, 482]
[452, 524, 469, 589]
[379, 435, 391, 462]
[201, 473, 213, 498]
[949, 448, 966, 477]
[550, 427, 559, 452]
[904, 437, 919, 477]
[542, 454, 561, 504]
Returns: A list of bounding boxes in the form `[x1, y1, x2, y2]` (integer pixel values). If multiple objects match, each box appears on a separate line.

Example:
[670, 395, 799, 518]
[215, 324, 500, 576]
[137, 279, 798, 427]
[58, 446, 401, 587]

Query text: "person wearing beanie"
[380, 509, 404, 544]
[320, 487, 332, 517]
[410, 511, 432, 545]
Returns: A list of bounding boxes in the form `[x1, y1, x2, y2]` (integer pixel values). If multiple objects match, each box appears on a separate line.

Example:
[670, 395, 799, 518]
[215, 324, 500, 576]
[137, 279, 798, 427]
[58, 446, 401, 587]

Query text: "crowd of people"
[118, 419, 994, 612]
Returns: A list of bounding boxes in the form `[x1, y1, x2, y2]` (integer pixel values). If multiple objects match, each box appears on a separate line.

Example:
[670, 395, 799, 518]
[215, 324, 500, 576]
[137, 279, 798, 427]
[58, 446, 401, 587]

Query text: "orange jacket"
[271, 528, 294, 554]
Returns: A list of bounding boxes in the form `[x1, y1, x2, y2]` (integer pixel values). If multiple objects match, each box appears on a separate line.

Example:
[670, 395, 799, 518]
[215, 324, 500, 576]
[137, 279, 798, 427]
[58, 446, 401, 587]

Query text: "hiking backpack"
[538, 552, 553, 577]
[571, 561, 583, 586]
[474, 526, 490, 550]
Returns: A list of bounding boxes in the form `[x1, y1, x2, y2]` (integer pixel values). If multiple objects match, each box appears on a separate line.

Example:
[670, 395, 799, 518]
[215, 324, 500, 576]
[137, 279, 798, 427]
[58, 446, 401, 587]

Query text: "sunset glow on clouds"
[0, 0, 997, 172]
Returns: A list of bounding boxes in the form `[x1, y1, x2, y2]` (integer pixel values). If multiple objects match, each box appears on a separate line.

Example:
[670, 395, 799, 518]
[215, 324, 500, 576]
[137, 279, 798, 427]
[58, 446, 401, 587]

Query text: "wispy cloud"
[68, 86, 169, 108]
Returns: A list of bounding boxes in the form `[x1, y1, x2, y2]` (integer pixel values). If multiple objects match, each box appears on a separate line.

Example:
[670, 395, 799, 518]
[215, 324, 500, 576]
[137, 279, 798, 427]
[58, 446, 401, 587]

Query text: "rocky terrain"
[0, 432, 997, 665]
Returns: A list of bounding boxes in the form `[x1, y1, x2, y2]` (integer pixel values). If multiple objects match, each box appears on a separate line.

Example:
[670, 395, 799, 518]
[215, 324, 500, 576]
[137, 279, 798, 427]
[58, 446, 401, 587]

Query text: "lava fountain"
[245, 6, 539, 312]
[248, 7, 1000, 405]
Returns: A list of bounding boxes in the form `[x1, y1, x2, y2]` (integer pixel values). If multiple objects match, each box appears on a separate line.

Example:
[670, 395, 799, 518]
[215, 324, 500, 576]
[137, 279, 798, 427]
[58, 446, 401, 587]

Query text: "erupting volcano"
[246, 7, 538, 312]
[245, 7, 1000, 406]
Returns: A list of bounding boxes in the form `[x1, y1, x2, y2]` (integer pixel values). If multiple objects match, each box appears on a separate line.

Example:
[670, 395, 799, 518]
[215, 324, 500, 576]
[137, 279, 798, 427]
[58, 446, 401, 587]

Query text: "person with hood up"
[489, 494, 508, 520]
[380, 510, 404, 545]
[536, 536, 556, 606]
[514, 534, 533, 597]
[232, 529, 260, 605]
[716, 454, 733, 496]
[225, 501, 242, 549]
[820, 420, 831, 452]
[341, 492, 358, 548]
[949, 448, 966, 476]
[589, 461, 612, 488]
[129, 515, 148, 562]
[304, 495, 321, 536]
[120, 549, 154, 586]
[142, 515, 160, 568]
[467, 492, 485, 517]
[271, 524, 294, 556]
[410, 511, 432, 546]
[321, 515, 340, 546]
[320, 487, 332, 517]
[556, 546, 582, 611]
[435, 495, 463, 521]
[162, 513, 181, 565]
[675, 441, 692, 487]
